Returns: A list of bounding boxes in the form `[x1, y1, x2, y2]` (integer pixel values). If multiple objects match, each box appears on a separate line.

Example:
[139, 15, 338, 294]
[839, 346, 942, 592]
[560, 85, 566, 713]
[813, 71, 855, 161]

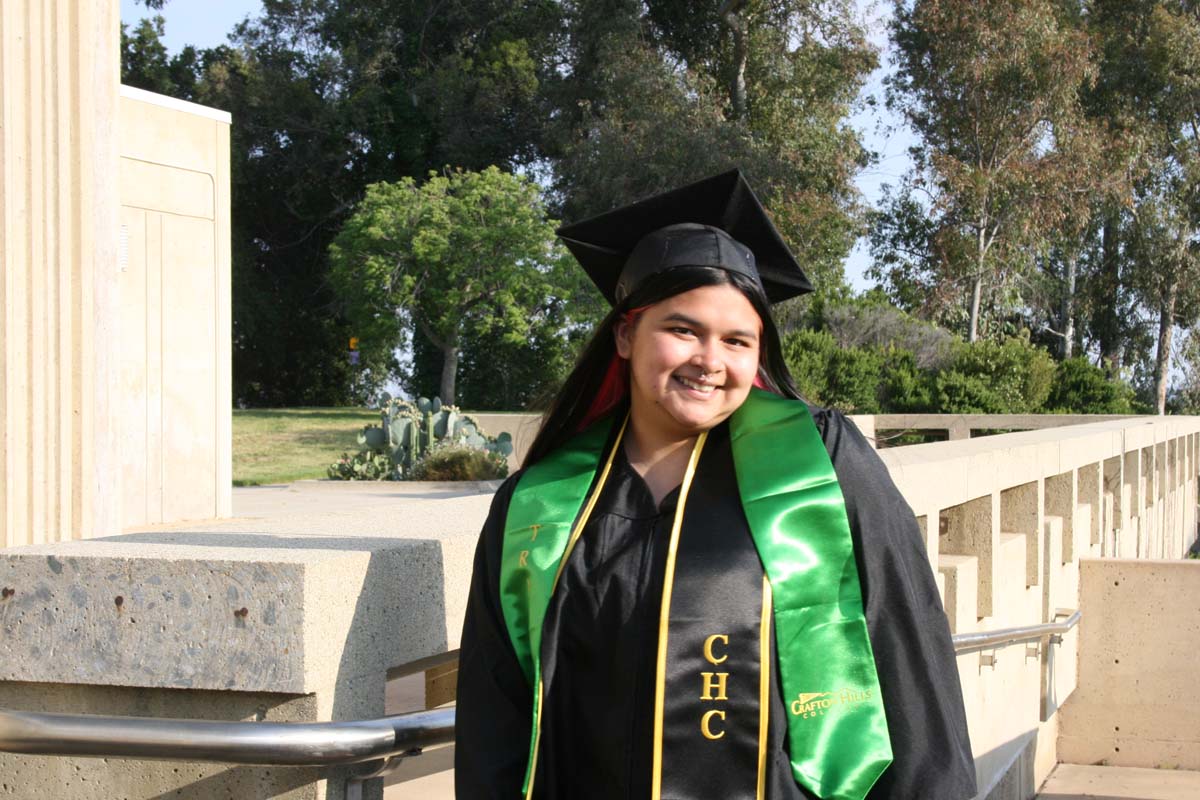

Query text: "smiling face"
[614, 283, 762, 445]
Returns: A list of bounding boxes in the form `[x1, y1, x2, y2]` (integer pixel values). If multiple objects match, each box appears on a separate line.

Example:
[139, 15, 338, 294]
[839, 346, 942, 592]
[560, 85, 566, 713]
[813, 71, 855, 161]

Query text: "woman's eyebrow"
[661, 312, 759, 340]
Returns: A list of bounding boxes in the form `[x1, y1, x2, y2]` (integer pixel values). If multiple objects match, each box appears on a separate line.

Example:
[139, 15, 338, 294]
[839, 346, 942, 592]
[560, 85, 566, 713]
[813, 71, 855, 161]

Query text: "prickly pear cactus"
[333, 395, 513, 481]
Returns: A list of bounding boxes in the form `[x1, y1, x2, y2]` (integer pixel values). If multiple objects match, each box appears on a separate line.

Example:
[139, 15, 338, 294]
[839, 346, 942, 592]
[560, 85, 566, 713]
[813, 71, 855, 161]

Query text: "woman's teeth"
[675, 375, 715, 393]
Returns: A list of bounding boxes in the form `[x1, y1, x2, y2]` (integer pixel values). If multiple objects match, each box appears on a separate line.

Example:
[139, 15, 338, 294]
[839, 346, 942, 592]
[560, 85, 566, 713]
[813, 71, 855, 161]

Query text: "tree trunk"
[968, 274, 983, 343]
[720, 0, 748, 120]
[1061, 251, 1077, 360]
[1097, 207, 1122, 376]
[440, 339, 460, 406]
[1155, 281, 1177, 415]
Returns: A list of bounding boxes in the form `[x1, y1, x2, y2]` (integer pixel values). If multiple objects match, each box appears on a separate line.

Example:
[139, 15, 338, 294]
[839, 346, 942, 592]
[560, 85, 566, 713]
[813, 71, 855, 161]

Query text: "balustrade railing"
[0, 611, 1081, 796]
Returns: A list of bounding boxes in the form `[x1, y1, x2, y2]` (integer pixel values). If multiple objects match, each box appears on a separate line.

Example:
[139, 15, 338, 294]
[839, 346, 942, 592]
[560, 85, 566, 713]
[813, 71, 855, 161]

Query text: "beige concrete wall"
[873, 417, 1200, 797]
[117, 86, 232, 528]
[1, 0, 121, 548]
[1057, 559, 1200, 771]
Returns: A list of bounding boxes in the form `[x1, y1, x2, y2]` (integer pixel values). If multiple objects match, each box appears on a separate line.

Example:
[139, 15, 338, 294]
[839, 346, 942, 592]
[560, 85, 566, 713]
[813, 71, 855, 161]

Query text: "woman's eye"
[669, 326, 694, 336]
[725, 338, 750, 348]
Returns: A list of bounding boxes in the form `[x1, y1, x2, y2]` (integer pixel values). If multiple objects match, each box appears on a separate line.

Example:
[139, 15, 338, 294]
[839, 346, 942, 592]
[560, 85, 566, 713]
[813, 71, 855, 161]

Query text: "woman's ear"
[614, 316, 634, 359]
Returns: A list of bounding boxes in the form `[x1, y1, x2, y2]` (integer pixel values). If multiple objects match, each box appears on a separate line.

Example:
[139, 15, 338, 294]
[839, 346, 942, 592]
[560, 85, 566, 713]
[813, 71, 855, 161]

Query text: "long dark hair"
[524, 266, 801, 467]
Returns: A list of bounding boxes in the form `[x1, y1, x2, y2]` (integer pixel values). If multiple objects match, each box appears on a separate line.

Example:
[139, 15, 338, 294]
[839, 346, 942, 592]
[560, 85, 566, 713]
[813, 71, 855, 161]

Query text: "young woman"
[455, 171, 976, 800]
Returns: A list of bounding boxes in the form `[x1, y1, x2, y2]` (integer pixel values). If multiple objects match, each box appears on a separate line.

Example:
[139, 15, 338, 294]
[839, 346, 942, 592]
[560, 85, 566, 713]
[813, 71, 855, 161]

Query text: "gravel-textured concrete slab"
[1039, 764, 1200, 799]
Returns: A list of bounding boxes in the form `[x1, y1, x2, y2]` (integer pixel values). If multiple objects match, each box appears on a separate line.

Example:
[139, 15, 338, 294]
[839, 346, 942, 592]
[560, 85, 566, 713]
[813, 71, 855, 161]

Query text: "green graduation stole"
[499, 389, 892, 799]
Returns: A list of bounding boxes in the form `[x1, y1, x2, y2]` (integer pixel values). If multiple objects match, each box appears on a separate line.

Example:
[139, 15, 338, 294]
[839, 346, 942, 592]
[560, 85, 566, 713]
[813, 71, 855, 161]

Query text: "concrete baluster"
[1000, 480, 1043, 590]
[941, 493, 998, 619]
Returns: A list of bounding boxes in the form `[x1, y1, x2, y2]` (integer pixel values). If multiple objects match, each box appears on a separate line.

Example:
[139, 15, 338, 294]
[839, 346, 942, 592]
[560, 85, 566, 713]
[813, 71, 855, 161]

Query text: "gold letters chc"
[700, 634, 730, 740]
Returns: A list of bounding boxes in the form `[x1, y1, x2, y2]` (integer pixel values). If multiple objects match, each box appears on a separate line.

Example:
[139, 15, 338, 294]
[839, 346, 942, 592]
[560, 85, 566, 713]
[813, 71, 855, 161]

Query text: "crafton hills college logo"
[790, 688, 874, 720]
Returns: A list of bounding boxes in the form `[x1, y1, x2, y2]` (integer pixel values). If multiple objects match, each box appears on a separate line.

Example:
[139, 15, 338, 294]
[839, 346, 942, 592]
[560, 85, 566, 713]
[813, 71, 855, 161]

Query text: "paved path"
[1038, 764, 1200, 799]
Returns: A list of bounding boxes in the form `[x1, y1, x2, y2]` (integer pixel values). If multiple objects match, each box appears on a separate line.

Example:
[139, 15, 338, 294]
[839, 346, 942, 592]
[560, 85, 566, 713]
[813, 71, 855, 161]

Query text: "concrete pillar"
[1045, 471, 1076, 564]
[941, 493, 997, 619]
[1, 0, 121, 547]
[1102, 455, 1122, 558]
[1077, 462, 1101, 550]
[1122, 448, 1139, 558]
[1000, 479, 1042, 588]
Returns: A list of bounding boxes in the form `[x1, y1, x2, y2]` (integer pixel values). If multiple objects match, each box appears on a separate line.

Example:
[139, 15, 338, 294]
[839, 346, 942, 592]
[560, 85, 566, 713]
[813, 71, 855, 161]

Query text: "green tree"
[882, 0, 1103, 342]
[329, 168, 590, 405]
[545, 0, 877, 302]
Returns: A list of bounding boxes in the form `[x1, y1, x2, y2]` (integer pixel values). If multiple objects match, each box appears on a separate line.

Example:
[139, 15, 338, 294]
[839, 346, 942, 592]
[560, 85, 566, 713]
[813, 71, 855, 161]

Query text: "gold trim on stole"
[524, 415, 630, 800]
[757, 576, 772, 800]
[650, 431, 709, 800]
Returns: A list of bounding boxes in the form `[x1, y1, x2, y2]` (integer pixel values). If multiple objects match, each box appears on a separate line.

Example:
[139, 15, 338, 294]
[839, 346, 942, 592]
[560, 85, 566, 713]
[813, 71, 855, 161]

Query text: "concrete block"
[994, 533, 1030, 626]
[937, 554, 978, 634]
[0, 530, 452, 799]
[942, 494, 998, 618]
[1058, 559, 1200, 771]
[1000, 481, 1043, 588]
[425, 662, 457, 710]
[0, 534, 446, 696]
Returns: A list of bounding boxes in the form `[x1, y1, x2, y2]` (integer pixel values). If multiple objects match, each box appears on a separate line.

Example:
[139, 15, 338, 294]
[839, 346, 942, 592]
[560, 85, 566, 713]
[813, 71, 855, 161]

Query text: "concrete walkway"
[1038, 764, 1200, 799]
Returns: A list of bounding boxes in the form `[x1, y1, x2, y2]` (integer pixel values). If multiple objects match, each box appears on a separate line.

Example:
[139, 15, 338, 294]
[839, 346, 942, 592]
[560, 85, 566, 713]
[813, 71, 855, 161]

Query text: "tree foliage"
[545, 0, 878, 300]
[878, 0, 1115, 342]
[328, 168, 597, 406]
[122, 0, 879, 405]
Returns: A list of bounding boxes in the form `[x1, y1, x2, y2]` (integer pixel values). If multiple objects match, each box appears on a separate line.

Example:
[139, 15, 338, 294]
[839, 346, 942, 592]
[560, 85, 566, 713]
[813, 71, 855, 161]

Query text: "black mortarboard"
[556, 169, 813, 305]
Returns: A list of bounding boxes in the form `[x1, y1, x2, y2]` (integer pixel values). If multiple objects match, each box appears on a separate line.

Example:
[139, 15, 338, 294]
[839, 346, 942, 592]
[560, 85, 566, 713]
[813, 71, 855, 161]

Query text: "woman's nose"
[690, 341, 722, 374]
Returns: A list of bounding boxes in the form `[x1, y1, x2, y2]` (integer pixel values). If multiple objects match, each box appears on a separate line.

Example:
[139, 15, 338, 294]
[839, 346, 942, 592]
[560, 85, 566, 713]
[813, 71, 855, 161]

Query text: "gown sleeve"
[454, 474, 533, 799]
[816, 409, 978, 799]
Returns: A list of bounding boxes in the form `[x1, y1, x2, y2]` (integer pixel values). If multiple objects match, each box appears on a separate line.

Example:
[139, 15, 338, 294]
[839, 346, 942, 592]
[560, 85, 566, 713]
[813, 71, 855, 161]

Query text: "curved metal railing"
[951, 608, 1080, 655]
[0, 706, 454, 766]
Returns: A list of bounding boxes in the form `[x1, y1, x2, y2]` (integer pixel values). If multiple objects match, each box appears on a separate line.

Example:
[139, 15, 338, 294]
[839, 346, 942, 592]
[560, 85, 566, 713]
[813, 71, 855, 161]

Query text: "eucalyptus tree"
[1086, 0, 1200, 410]
[882, 0, 1101, 342]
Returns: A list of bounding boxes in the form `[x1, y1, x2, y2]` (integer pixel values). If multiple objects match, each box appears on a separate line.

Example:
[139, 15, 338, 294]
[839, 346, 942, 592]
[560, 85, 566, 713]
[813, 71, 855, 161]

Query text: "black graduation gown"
[455, 408, 977, 799]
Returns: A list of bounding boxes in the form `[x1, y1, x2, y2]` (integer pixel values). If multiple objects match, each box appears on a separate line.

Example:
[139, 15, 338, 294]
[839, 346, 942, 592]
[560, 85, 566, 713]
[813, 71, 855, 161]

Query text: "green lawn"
[233, 407, 379, 486]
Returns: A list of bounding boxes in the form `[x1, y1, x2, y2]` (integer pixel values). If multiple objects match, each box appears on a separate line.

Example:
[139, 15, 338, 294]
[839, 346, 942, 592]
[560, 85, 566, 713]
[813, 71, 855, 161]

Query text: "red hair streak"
[577, 353, 629, 431]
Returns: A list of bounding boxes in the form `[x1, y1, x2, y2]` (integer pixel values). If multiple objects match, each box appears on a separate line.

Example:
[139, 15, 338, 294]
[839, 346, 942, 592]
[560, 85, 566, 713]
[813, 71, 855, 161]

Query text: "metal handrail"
[0, 706, 453, 766]
[951, 609, 1080, 655]
[0, 611, 1080, 769]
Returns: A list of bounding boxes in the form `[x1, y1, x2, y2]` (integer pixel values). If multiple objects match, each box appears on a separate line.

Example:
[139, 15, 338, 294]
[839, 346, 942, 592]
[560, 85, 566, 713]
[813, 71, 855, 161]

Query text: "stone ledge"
[0, 532, 449, 696]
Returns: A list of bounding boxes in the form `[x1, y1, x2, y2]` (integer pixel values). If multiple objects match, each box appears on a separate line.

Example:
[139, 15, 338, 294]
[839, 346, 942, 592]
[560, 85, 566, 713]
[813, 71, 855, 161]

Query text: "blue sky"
[120, 0, 914, 292]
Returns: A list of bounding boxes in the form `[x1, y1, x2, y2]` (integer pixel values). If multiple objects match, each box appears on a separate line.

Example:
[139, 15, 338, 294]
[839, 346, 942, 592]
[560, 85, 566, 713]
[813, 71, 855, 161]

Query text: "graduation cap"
[556, 169, 813, 305]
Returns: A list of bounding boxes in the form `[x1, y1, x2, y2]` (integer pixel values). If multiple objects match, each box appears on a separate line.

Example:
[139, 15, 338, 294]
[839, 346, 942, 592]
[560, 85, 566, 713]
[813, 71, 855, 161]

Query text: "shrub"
[1045, 357, 1137, 414]
[784, 329, 928, 413]
[879, 347, 935, 412]
[408, 442, 509, 481]
[328, 450, 399, 481]
[824, 346, 885, 413]
[935, 335, 1056, 414]
[782, 329, 838, 404]
[822, 297, 955, 369]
